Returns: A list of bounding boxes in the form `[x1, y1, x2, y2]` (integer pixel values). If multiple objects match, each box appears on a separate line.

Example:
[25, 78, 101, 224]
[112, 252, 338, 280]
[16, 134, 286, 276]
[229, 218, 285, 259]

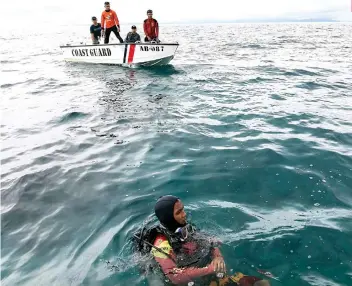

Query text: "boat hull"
[59, 43, 178, 66]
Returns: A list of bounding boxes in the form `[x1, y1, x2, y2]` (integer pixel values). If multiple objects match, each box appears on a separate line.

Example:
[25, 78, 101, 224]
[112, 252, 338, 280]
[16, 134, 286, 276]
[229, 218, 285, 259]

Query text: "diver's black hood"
[154, 195, 185, 232]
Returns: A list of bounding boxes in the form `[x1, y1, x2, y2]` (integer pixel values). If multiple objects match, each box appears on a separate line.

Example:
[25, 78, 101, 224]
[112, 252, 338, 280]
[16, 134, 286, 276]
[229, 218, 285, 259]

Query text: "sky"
[1, 0, 351, 25]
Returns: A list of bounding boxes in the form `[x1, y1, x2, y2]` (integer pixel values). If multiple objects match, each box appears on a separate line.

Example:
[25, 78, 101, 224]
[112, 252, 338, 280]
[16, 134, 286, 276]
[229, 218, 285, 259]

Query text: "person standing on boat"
[101, 1, 124, 44]
[125, 25, 141, 43]
[143, 9, 160, 43]
[90, 16, 102, 44]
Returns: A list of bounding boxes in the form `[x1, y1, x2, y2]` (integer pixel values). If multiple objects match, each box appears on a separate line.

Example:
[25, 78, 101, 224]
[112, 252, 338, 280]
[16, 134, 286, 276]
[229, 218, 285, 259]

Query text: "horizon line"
[69, 19, 351, 26]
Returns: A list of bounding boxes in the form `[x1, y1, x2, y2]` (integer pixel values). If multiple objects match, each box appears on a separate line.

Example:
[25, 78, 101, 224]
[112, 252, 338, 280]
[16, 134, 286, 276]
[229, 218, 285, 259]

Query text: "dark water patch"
[276, 36, 301, 44]
[231, 225, 352, 285]
[262, 60, 274, 63]
[29, 50, 56, 57]
[228, 113, 267, 123]
[270, 94, 286, 101]
[261, 66, 287, 75]
[1, 79, 37, 89]
[58, 82, 77, 87]
[105, 78, 134, 95]
[147, 94, 166, 103]
[0, 60, 17, 64]
[1, 155, 16, 166]
[91, 131, 118, 138]
[99, 96, 152, 119]
[30, 139, 68, 154]
[330, 82, 350, 89]
[278, 39, 301, 44]
[140, 64, 184, 76]
[240, 44, 266, 49]
[301, 46, 318, 50]
[30, 82, 79, 95]
[317, 128, 352, 147]
[295, 81, 336, 90]
[1, 165, 62, 215]
[307, 66, 339, 74]
[65, 204, 142, 278]
[290, 69, 320, 76]
[240, 76, 278, 85]
[283, 71, 300, 76]
[58, 111, 90, 124]
[268, 113, 326, 128]
[2, 69, 20, 72]
[194, 78, 213, 83]
[261, 66, 320, 77]
[20, 157, 55, 172]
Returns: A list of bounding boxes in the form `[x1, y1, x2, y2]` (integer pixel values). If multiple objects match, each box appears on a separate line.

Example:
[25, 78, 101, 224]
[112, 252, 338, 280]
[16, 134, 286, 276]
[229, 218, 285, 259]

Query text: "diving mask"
[175, 224, 196, 240]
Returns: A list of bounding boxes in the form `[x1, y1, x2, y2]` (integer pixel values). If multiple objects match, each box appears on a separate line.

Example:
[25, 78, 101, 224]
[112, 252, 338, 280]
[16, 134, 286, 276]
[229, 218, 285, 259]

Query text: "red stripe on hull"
[128, 44, 136, 64]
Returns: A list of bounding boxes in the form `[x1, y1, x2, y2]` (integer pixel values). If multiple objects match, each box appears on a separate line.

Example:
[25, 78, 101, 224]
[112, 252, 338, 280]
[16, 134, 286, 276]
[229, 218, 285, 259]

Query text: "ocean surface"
[1, 23, 352, 286]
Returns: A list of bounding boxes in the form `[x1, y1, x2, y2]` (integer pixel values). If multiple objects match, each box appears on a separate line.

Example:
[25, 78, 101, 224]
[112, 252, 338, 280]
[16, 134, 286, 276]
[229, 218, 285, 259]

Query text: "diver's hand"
[211, 257, 226, 273]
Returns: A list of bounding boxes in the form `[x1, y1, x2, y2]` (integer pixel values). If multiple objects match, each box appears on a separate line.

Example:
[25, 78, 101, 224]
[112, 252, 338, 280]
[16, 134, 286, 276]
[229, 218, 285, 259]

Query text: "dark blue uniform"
[90, 23, 102, 43]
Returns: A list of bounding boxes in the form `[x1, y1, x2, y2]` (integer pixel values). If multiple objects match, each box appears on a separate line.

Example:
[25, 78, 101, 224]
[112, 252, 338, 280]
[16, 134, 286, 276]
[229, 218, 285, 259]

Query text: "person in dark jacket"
[143, 9, 160, 42]
[90, 16, 101, 44]
[125, 25, 141, 43]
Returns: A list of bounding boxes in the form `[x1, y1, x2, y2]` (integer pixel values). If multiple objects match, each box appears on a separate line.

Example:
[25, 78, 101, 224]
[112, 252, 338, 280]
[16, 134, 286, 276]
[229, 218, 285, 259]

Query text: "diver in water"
[133, 195, 270, 286]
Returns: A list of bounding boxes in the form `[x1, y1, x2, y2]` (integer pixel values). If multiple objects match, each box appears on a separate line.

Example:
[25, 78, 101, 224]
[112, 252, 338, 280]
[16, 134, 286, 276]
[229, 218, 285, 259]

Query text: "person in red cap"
[143, 9, 160, 42]
[101, 1, 124, 43]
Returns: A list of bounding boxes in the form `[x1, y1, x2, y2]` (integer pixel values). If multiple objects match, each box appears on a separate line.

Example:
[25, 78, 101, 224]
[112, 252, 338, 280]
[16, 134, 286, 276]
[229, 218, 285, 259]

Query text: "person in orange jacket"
[101, 1, 123, 44]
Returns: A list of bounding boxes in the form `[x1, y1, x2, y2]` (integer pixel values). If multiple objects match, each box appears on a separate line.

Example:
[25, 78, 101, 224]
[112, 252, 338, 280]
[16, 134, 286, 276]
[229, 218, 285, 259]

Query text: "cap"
[147, 9, 153, 13]
[104, 2, 110, 5]
[92, 16, 97, 20]
[131, 25, 136, 29]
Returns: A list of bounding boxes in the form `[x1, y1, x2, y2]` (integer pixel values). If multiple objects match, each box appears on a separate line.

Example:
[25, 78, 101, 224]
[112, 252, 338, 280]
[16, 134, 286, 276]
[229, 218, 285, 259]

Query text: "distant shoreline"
[155, 20, 347, 25]
[67, 21, 351, 27]
[156, 19, 345, 25]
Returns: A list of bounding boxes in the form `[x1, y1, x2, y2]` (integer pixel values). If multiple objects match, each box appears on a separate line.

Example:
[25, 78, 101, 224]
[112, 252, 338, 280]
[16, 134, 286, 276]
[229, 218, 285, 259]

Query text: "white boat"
[59, 42, 179, 67]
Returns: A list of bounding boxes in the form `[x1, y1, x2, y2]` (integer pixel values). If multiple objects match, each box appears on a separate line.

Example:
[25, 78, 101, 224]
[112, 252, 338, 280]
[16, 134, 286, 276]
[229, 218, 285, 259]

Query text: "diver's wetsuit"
[152, 233, 263, 286]
[152, 233, 220, 284]
[147, 195, 264, 286]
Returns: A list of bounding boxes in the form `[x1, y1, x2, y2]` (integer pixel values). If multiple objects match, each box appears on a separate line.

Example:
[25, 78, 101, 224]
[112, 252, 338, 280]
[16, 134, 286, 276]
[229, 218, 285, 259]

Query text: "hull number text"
[140, 46, 164, 52]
